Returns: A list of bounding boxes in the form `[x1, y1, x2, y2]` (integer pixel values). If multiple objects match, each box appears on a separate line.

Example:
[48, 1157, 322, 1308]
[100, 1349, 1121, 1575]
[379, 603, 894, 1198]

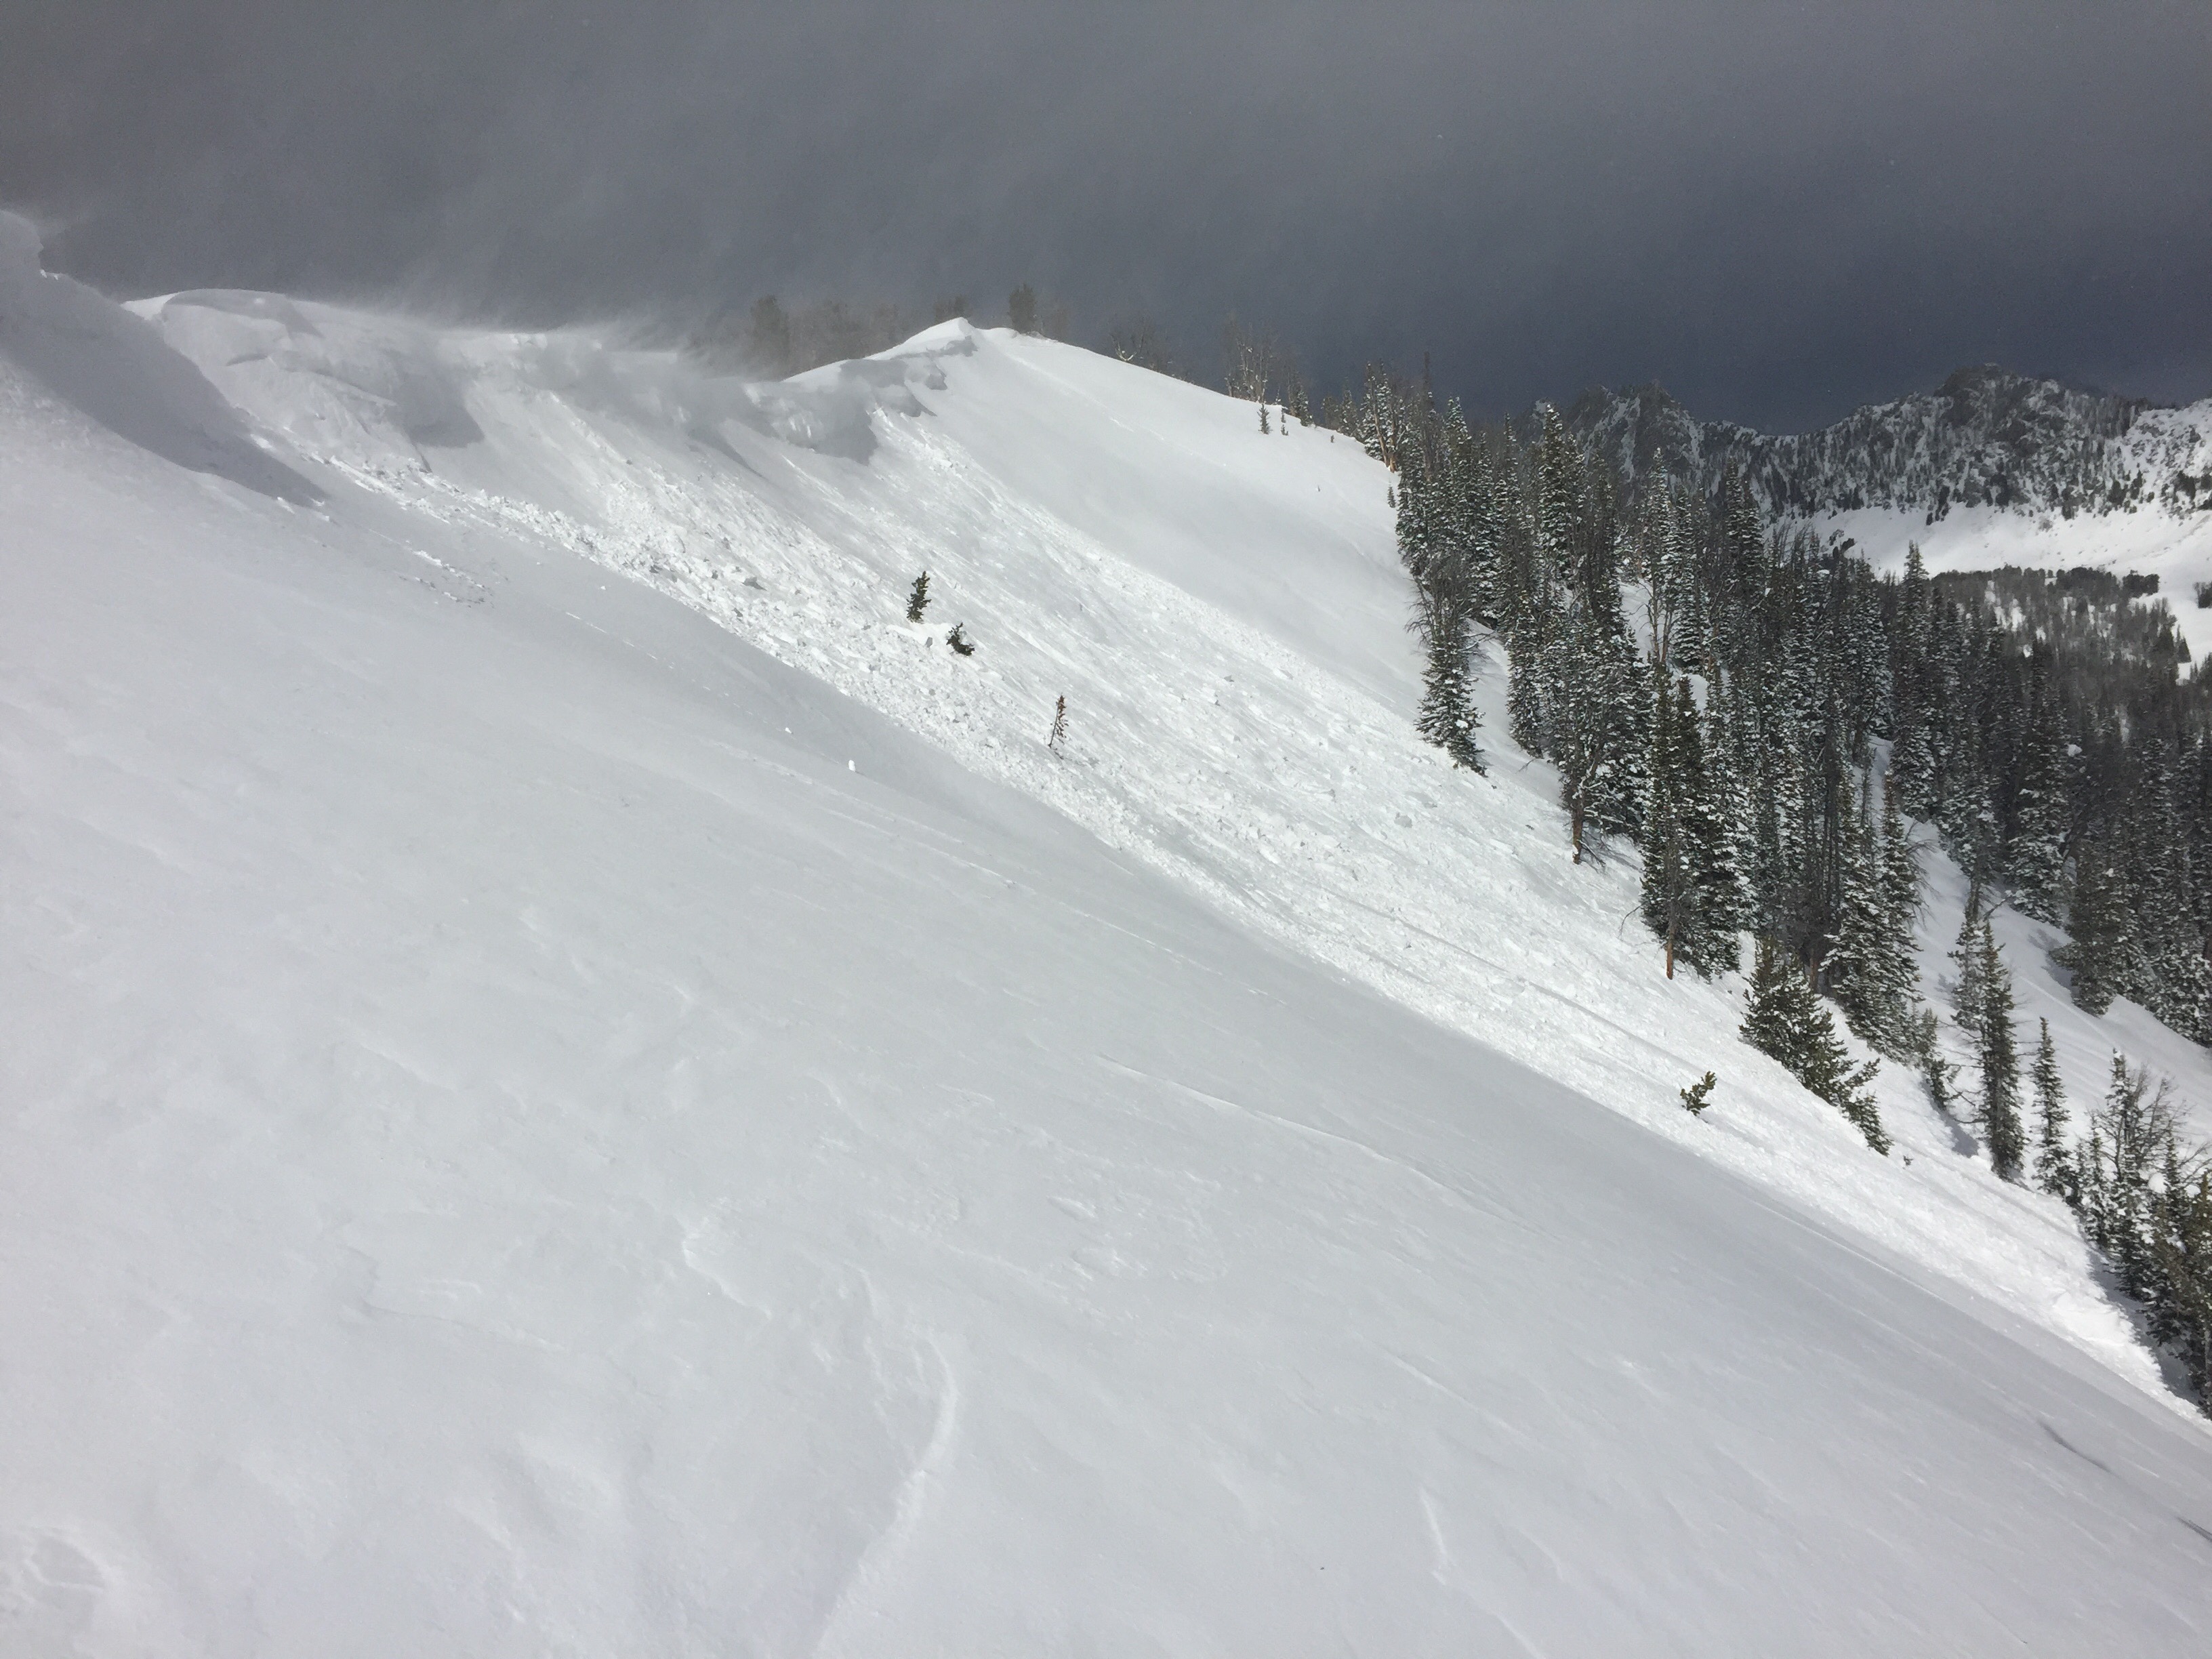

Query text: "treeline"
[1366, 372, 2212, 1045]
[1902, 562, 2212, 1042]
[1357, 368, 2212, 1408]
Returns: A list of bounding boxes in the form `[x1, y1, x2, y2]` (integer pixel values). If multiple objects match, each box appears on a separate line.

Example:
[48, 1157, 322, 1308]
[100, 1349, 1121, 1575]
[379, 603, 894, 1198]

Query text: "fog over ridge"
[3, 0, 2206, 430]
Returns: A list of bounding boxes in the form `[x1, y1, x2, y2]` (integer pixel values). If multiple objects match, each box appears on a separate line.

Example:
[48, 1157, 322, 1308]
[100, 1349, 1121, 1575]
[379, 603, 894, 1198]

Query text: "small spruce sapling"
[945, 623, 977, 657]
[1680, 1071, 1717, 1116]
[1258, 402, 1271, 434]
[1047, 695, 1069, 756]
[905, 571, 932, 623]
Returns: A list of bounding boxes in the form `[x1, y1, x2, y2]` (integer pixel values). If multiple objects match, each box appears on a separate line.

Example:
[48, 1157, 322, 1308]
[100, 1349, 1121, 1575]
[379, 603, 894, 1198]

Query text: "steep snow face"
[8, 222, 2212, 1652]
[122, 277, 2212, 1385]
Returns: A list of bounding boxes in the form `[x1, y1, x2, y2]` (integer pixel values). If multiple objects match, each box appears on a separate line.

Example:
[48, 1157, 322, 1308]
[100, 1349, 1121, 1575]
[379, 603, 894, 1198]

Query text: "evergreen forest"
[1315, 367, 2212, 1411]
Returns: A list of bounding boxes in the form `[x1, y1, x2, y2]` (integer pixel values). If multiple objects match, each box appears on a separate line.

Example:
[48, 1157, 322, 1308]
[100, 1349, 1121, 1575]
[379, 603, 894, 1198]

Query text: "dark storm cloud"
[5, 1, 2207, 429]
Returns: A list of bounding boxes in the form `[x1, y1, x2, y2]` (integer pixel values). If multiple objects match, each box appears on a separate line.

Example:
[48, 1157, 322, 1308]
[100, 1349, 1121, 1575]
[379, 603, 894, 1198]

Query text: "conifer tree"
[2150, 1167, 2212, 1408]
[1412, 583, 1484, 771]
[1554, 598, 1642, 861]
[1703, 679, 1758, 930]
[1828, 783, 1919, 1057]
[905, 571, 932, 623]
[2119, 747, 2212, 1040]
[1976, 922, 2026, 1181]
[1506, 598, 1555, 757]
[1742, 937, 1812, 1070]
[2083, 1054, 2175, 1299]
[2031, 1018, 2075, 1202]
[2008, 688, 2071, 921]
[1947, 884, 1988, 1042]
[1641, 677, 1734, 976]
[1742, 938, 1889, 1152]
[2060, 843, 2123, 1015]
[1827, 794, 1882, 1012]
[1878, 782, 1926, 1011]
[1889, 546, 1939, 816]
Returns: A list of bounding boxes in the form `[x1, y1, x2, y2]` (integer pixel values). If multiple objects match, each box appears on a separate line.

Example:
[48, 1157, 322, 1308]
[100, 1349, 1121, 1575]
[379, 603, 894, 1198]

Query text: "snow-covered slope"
[7, 217, 2212, 1653]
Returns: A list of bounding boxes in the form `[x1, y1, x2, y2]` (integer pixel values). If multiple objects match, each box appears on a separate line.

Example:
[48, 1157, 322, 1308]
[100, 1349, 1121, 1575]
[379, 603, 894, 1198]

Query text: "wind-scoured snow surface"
[5, 216, 2212, 1654]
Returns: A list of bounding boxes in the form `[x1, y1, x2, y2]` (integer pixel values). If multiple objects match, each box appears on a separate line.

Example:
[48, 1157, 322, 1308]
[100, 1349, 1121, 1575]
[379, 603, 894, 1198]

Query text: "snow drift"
[7, 213, 2212, 1653]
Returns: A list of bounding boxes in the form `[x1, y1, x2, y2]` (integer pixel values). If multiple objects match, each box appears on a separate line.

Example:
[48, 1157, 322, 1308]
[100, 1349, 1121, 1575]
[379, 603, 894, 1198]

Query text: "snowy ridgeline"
[6, 214, 2212, 1652]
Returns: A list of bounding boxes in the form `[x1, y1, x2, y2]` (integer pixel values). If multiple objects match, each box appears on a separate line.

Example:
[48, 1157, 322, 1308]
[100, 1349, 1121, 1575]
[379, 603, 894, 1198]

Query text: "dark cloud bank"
[6, 1, 2207, 430]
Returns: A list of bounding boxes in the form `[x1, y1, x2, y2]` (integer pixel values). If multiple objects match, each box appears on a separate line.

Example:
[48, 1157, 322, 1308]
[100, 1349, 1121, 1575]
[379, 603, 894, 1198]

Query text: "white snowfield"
[1806, 437, 2212, 657]
[5, 211, 2212, 1654]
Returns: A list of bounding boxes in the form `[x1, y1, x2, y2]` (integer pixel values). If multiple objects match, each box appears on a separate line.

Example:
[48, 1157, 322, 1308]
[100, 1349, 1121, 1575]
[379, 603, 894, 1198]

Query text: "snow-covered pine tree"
[1950, 881, 1989, 1041]
[1702, 676, 1758, 933]
[2150, 1164, 2212, 1410]
[2031, 1018, 2075, 1202]
[1641, 483, 1700, 677]
[1742, 937, 1889, 1153]
[2119, 746, 2212, 1042]
[1742, 937, 1812, 1071]
[1878, 781, 1925, 996]
[1828, 784, 1902, 1051]
[2008, 684, 2071, 921]
[1397, 420, 1486, 773]
[1889, 546, 1938, 817]
[1506, 597, 1555, 757]
[1641, 676, 1735, 977]
[2060, 843, 2124, 1015]
[1412, 576, 1484, 771]
[2083, 1054, 2176, 1300]
[1553, 596, 1643, 861]
[1976, 922, 2026, 1182]
[905, 571, 932, 623]
[1641, 674, 1687, 972]
[1529, 407, 1645, 859]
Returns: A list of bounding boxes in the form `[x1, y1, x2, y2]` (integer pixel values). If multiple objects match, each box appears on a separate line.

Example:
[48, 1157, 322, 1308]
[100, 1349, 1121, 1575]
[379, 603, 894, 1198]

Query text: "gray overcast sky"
[5, 1, 2207, 430]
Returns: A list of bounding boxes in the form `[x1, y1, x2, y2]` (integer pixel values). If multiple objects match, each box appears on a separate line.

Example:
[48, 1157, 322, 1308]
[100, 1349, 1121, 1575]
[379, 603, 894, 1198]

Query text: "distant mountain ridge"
[1548, 367, 2212, 528]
